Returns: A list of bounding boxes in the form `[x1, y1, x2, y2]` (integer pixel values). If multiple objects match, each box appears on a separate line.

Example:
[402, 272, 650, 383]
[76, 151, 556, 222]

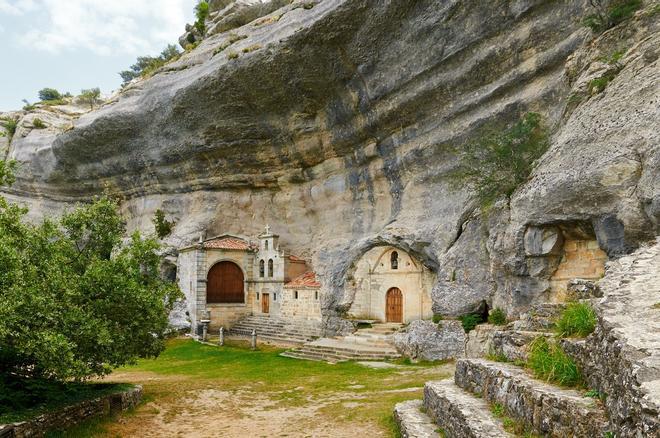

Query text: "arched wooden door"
[207, 261, 244, 303]
[386, 287, 403, 323]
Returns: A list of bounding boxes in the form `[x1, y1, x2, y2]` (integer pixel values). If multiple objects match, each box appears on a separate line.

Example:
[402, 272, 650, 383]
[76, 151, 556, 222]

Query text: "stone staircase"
[280, 323, 402, 363]
[395, 354, 611, 437]
[395, 241, 660, 437]
[228, 314, 321, 345]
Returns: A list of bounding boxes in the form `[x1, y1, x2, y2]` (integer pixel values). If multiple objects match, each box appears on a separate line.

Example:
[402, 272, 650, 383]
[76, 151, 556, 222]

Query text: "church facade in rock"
[177, 226, 321, 331]
[346, 246, 435, 323]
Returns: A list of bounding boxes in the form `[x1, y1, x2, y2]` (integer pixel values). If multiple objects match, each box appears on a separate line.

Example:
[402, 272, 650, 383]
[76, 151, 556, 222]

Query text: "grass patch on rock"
[526, 336, 581, 387]
[555, 302, 597, 338]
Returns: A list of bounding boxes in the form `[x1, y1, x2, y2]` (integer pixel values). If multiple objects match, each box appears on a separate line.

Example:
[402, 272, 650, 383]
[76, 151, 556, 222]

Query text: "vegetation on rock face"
[450, 112, 549, 208]
[38, 88, 62, 102]
[487, 308, 507, 325]
[0, 160, 181, 415]
[432, 314, 443, 324]
[194, 1, 209, 34]
[152, 209, 175, 239]
[119, 44, 182, 86]
[583, 0, 642, 33]
[459, 313, 485, 333]
[32, 118, 46, 129]
[0, 118, 18, 140]
[78, 87, 102, 110]
[555, 302, 597, 338]
[527, 336, 581, 386]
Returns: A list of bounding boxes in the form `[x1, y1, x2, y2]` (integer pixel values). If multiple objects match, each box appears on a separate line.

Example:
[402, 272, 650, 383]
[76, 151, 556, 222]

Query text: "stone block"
[394, 320, 465, 361]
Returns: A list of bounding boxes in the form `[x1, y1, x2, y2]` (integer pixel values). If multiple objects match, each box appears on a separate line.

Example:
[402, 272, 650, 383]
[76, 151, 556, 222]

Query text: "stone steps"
[281, 346, 401, 362]
[393, 399, 440, 438]
[454, 359, 610, 437]
[423, 379, 513, 438]
[228, 315, 322, 345]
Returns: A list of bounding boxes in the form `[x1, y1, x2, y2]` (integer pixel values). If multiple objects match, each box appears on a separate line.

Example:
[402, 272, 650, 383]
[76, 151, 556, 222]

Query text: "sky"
[0, 0, 196, 111]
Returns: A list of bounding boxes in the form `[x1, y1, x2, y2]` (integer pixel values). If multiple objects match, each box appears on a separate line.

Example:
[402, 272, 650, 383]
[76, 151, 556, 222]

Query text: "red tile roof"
[203, 236, 252, 250]
[288, 255, 306, 262]
[284, 271, 320, 288]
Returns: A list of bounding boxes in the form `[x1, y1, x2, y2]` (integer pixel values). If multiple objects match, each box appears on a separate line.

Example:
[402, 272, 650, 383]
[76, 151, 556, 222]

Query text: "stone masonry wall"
[562, 240, 660, 437]
[549, 238, 607, 297]
[0, 385, 142, 438]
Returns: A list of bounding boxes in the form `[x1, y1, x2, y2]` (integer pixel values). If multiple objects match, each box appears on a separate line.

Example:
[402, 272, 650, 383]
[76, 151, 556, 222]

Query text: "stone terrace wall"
[0, 385, 142, 438]
[562, 241, 660, 437]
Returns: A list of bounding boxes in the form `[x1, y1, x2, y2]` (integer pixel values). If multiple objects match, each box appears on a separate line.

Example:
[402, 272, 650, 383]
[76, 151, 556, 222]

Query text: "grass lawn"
[55, 338, 452, 437]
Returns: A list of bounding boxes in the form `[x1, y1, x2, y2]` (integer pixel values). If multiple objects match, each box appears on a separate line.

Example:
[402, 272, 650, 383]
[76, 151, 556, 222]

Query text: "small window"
[265, 240, 269, 250]
[391, 251, 399, 270]
[273, 293, 277, 301]
[256, 292, 260, 301]
[259, 259, 265, 277]
[315, 291, 319, 300]
[268, 259, 274, 277]
[294, 290, 299, 299]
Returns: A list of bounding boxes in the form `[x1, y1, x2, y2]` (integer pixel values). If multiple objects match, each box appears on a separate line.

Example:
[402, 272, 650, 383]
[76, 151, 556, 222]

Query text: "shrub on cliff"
[119, 44, 182, 86]
[0, 162, 181, 394]
[153, 209, 175, 239]
[37, 87, 62, 101]
[195, 1, 209, 34]
[450, 112, 549, 208]
[583, 0, 642, 33]
[78, 87, 101, 109]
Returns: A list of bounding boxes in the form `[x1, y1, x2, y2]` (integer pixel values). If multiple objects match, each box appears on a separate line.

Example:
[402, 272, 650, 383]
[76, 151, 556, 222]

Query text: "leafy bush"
[527, 336, 581, 386]
[450, 112, 549, 208]
[488, 308, 507, 325]
[432, 314, 443, 324]
[38, 87, 62, 101]
[555, 302, 597, 338]
[228, 51, 239, 60]
[583, 0, 642, 33]
[0, 165, 181, 386]
[78, 88, 101, 109]
[119, 44, 182, 86]
[194, 1, 209, 34]
[0, 160, 17, 186]
[152, 209, 175, 239]
[459, 313, 485, 333]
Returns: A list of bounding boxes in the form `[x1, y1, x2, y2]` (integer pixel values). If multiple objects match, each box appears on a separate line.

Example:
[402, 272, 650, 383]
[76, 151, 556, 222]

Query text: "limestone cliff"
[1, 0, 658, 331]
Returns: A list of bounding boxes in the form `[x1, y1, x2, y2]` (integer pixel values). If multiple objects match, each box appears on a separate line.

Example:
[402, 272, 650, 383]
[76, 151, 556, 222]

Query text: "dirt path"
[101, 366, 450, 437]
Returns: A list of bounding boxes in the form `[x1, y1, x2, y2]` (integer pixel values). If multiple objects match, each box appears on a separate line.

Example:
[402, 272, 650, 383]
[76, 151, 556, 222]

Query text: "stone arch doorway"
[207, 261, 244, 303]
[386, 287, 403, 323]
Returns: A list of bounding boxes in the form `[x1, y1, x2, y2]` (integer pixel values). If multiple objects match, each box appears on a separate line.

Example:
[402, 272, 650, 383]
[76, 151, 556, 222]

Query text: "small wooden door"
[386, 287, 403, 323]
[262, 294, 270, 314]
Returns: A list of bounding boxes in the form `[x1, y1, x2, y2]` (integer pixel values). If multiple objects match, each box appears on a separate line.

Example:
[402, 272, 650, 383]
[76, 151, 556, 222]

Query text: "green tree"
[450, 112, 549, 208]
[152, 209, 175, 239]
[78, 88, 101, 110]
[38, 88, 62, 102]
[0, 162, 181, 391]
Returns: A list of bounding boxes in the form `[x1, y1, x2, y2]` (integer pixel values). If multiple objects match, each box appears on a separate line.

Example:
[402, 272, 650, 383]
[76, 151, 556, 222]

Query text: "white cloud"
[19, 0, 194, 56]
[0, 0, 37, 15]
